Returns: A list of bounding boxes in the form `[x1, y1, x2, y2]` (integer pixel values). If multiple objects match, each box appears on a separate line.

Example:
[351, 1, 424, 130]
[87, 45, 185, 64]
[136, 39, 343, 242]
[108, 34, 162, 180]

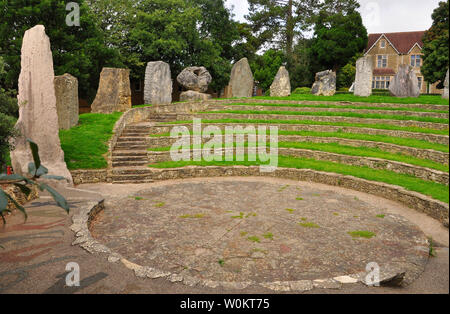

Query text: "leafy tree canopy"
[422, 0, 449, 87]
[250, 49, 286, 92]
[309, 8, 367, 73]
[0, 0, 122, 101]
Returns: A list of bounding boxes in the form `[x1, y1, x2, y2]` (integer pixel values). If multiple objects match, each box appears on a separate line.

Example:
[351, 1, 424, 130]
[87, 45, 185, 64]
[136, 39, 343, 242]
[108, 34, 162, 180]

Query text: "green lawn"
[149, 129, 449, 152]
[148, 141, 448, 172]
[60, 112, 123, 169]
[164, 119, 449, 135]
[148, 156, 449, 204]
[226, 102, 449, 113]
[200, 109, 449, 124]
[254, 94, 449, 106]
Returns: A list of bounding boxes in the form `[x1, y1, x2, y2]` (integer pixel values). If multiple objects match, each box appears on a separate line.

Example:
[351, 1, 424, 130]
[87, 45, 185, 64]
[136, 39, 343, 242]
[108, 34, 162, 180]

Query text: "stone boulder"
[229, 58, 254, 98]
[177, 66, 212, 93]
[270, 66, 291, 97]
[91, 68, 132, 113]
[180, 90, 212, 102]
[54, 73, 78, 130]
[389, 64, 420, 98]
[311, 70, 336, 96]
[10, 25, 73, 185]
[144, 61, 172, 105]
[443, 69, 449, 99]
[354, 56, 373, 97]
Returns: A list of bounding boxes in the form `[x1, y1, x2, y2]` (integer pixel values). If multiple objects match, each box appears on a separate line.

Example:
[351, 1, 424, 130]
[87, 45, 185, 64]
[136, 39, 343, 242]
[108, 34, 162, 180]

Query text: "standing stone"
[311, 70, 336, 96]
[389, 64, 420, 98]
[270, 66, 291, 97]
[443, 69, 449, 99]
[177, 66, 212, 93]
[177, 66, 212, 102]
[10, 25, 72, 184]
[179, 90, 212, 102]
[229, 58, 254, 98]
[54, 73, 78, 130]
[354, 56, 373, 97]
[91, 68, 132, 113]
[144, 61, 172, 105]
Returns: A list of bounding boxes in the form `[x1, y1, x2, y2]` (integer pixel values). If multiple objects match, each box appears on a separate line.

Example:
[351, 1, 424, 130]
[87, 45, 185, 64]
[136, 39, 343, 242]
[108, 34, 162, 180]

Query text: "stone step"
[112, 150, 147, 157]
[112, 167, 153, 175]
[111, 174, 154, 182]
[121, 132, 150, 136]
[117, 137, 147, 143]
[112, 156, 148, 161]
[114, 144, 148, 150]
[112, 161, 148, 167]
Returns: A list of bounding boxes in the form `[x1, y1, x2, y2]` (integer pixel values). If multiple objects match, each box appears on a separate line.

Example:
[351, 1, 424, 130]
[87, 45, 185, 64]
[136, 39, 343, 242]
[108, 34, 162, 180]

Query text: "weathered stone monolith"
[91, 68, 132, 113]
[443, 69, 449, 100]
[311, 70, 336, 96]
[177, 66, 212, 93]
[179, 90, 212, 102]
[10, 25, 73, 184]
[389, 64, 420, 98]
[144, 61, 172, 105]
[229, 58, 254, 98]
[354, 56, 373, 97]
[270, 66, 291, 97]
[54, 73, 78, 130]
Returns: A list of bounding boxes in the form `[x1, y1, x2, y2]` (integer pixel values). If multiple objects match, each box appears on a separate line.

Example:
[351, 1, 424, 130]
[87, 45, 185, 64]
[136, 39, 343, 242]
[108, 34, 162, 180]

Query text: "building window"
[417, 77, 423, 90]
[372, 76, 391, 90]
[377, 55, 387, 68]
[380, 40, 386, 48]
[411, 55, 421, 67]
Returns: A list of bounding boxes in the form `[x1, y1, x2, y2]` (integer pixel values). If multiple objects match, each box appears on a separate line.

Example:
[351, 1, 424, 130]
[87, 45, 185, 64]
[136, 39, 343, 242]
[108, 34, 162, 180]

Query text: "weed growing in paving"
[348, 231, 376, 239]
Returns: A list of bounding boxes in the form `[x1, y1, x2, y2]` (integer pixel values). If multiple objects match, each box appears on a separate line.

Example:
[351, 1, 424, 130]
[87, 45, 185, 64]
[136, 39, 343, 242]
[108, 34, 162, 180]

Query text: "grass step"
[192, 112, 449, 129]
[206, 104, 449, 119]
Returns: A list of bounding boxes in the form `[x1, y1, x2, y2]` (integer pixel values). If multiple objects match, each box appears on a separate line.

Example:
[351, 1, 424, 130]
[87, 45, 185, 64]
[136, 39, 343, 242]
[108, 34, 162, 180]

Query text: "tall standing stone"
[311, 70, 336, 96]
[54, 73, 78, 129]
[91, 68, 132, 113]
[10, 25, 73, 184]
[389, 64, 420, 98]
[270, 66, 291, 97]
[354, 56, 373, 97]
[443, 69, 449, 100]
[229, 58, 254, 98]
[144, 61, 172, 105]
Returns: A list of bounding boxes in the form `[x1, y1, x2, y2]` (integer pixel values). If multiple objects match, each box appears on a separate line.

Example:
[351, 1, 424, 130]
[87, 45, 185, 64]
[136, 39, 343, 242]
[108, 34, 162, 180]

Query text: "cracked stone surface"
[90, 179, 429, 287]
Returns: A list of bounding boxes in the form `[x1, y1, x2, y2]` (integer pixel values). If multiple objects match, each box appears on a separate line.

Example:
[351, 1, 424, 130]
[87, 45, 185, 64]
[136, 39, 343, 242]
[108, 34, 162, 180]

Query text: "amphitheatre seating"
[109, 98, 449, 224]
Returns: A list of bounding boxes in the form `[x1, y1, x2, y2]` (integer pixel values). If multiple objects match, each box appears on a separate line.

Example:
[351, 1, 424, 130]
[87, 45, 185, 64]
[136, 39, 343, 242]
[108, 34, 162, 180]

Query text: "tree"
[0, 57, 18, 170]
[422, 0, 449, 88]
[246, 0, 319, 65]
[250, 49, 286, 92]
[336, 52, 363, 89]
[0, 0, 122, 101]
[290, 38, 314, 88]
[121, 0, 237, 92]
[309, 8, 367, 73]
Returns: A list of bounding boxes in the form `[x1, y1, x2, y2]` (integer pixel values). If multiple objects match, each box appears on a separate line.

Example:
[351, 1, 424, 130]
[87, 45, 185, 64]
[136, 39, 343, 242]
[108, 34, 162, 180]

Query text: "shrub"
[293, 87, 311, 94]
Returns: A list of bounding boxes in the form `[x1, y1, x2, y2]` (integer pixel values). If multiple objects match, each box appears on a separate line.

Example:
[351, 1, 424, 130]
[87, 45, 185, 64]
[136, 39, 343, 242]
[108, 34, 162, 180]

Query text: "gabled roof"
[365, 31, 425, 55]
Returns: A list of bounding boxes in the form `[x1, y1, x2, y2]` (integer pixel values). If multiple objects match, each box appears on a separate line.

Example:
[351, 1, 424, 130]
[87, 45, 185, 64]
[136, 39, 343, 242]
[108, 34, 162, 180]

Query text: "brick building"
[364, 31, 443, 94]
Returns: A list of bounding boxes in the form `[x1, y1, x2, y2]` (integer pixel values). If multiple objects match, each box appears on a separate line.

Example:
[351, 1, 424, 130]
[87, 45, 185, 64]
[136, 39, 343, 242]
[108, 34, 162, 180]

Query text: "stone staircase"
[111, 123, 154, 184]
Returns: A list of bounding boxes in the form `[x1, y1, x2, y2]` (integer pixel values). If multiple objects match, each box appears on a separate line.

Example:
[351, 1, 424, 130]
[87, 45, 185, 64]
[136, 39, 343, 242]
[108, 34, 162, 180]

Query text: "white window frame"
[377, 55, 388, 68]
[380, 40, 386, 48]
[411, 54, 421, 67]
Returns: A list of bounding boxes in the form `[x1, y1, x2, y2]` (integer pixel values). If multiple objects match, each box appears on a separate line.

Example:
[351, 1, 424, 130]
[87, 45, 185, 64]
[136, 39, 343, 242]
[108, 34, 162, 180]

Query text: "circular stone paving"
[90, 178, 429, 289]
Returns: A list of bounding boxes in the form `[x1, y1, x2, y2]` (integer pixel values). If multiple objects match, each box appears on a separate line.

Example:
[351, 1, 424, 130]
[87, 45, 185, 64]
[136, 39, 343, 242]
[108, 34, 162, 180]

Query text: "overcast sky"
[225, 0, 442, 34]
